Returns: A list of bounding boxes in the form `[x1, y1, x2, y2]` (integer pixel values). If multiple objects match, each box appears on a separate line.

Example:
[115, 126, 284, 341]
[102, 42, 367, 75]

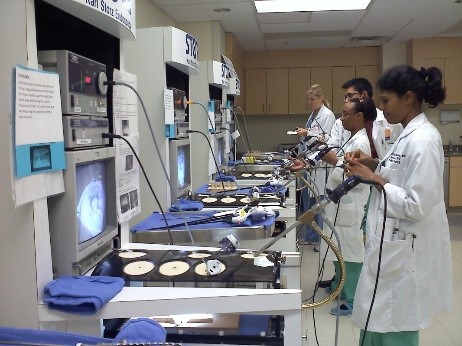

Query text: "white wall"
[0, 0, 41, 328]
[136, 0, 177, 28]
[381, 42, 407, 71]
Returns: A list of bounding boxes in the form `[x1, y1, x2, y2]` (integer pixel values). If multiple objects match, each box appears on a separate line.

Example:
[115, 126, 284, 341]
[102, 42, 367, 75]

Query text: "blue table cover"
[131, 211, 278, 232]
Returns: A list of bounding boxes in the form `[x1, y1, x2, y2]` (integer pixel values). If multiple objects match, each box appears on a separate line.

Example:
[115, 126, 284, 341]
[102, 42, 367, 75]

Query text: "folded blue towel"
[215, 173, 237, 182]
[114, 318, 166, 343]
[43, 276, 125, 315]
[0, 326, 112, 345]
[169, 197, 204, 212]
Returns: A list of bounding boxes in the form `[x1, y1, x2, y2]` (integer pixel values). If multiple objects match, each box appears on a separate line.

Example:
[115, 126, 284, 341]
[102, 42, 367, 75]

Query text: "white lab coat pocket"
[366, 234, 414, 276]
[335, 200, 357, 228]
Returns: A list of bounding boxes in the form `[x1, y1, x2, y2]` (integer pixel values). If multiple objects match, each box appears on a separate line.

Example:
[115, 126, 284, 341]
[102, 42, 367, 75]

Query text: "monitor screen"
[177, 144, 190, 190]
[217, 136, 226, 168]
[76, 161, 108, 244]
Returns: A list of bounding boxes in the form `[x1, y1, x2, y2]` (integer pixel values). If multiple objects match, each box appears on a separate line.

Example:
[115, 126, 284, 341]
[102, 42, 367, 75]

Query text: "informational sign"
[164, 27, 199, 75]
[208, 61, 230, 89]
[43, 0, 136, 39]
[14, 66, 65, 178]
[228, 77, 241, 96]
[112, 69, 141, 223]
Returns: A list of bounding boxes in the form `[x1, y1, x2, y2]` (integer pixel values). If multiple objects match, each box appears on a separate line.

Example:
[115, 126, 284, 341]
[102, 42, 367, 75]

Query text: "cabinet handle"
[262, 103, 265, 113]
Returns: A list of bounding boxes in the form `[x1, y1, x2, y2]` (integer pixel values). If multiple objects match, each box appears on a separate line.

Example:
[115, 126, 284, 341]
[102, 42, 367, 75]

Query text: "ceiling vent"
[350, 36, 390, 44]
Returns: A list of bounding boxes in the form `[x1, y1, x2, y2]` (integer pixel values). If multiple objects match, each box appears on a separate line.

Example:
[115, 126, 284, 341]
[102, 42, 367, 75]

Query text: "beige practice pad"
[123, 261, 155, 276]
[118, 251, 147, 259]
[241, 173, 252, 178]
[194, 262, 226, 276]
[158, 260, 190, 276]
[202, 197, 217, 203]
[241, 253, 268, 259]
[240, 197, 251, 204]
[221, 197, 236, 204]
[188, 253, 211, 259]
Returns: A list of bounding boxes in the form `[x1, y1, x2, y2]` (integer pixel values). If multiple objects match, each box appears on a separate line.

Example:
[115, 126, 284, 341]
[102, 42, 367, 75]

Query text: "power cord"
[360, 183, 387, 346]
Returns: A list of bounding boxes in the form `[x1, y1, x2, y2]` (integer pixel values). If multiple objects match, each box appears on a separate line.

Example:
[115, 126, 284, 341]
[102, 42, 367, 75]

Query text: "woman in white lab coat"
[345, 65, 453, 346]
[319, 97, 377, 316]
[296, 84, 335, 247]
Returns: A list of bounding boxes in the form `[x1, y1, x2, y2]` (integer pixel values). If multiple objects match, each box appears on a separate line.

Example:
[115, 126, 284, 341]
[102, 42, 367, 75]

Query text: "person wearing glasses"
[318, 78, 400, 289]
[344, 65, 452, 346]
[295, 84, 335, 251]
[342, 78, 402, 159]
[318, 97, 377, 316]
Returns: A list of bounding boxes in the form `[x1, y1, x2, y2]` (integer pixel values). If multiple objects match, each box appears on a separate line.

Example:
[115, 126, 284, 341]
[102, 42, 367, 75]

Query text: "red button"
[85, 76, 91, 84]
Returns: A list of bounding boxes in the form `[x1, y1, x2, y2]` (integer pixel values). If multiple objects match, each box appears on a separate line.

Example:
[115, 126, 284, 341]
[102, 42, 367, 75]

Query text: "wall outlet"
[460, 135, 462, 143]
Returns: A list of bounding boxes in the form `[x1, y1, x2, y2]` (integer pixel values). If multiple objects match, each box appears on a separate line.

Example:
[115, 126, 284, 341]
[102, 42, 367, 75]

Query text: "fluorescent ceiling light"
[254, 0, 371, 13]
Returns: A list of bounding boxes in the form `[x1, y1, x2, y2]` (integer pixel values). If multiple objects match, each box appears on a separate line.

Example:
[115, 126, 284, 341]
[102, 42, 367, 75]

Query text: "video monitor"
[48, 147, 118, 276]
[169, 138, 192, 201]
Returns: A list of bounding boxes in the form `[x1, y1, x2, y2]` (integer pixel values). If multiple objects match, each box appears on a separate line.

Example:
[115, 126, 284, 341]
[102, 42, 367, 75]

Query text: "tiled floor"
[298, 211, 462, 346]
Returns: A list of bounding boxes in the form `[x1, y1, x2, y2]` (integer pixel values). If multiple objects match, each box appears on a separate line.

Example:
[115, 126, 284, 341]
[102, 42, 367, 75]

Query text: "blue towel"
[114, 318, 166, 343]
[43, 276, 125, 315]
[0, 326, 112, 345]
[215, 173, 237, 182]
[169, 197, 204, 212]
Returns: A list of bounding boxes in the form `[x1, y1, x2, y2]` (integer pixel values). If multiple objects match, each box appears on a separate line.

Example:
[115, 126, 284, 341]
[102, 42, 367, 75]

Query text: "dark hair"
[342, 78, 373, 97]
[348, 97, 377, 122]
[377, 65, 445, 108]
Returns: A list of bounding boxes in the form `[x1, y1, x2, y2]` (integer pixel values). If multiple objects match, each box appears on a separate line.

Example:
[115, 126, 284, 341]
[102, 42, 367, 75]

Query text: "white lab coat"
[303, 104, 335, 194]
[320, 128, 371, 262]
[352, 113, 453, 332]
[327, 118, 350, 149]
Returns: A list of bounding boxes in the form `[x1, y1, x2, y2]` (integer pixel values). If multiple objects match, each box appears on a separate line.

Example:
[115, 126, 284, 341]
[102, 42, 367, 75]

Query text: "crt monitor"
[48, 147, 118, 276]
[214, 132, 228, 170]
[169, 138, 192, 201]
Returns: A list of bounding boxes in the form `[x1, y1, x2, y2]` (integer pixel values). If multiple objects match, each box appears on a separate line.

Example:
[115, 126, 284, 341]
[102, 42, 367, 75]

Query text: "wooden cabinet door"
[310, 67, 333, 111]
[445, 58, 462, 104]
[288, 68, 311, 114]
[332, 66, 355, 114]
[245, 68, 267, 114]
[267, 68, 288, 114]
[449, 156, 462, 207]
[356, 65, 380, 106]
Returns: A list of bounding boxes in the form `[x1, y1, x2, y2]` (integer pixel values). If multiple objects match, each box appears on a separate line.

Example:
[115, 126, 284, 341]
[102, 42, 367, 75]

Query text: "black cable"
[360, 183, 387, 346]
[186, 129, 226, 193]
[233, 107, 253, 154]
[102, 133, 174, 245]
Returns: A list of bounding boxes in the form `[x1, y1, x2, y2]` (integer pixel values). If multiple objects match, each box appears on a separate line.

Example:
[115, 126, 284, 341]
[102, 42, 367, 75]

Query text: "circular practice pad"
[221, 197, 236, 204]
[202, 197, 217, 203]
[123, 261, 155, 276]
[118, 251, 147, 259]
[188, 252, 211, 259]
[241, 173, 252, 178]
[158, 260, 190, 276]
[240, 197, 251, 204]
[194, 262, 226, 276]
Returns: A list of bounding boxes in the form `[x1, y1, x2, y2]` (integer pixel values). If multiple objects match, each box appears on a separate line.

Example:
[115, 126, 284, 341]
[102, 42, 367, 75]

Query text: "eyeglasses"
[343, 92, 359, 102]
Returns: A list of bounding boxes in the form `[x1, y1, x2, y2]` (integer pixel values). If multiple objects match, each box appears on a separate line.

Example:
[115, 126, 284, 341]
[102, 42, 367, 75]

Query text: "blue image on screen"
[217, 138, 225, 167]
[177, 146, 187, 189]
[76, 162, 107, 244]
[30, 144, 52, 172]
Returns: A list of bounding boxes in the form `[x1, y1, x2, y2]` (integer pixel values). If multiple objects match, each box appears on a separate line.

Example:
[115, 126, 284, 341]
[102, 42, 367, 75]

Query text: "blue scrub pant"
[300, 192, 323, 243]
